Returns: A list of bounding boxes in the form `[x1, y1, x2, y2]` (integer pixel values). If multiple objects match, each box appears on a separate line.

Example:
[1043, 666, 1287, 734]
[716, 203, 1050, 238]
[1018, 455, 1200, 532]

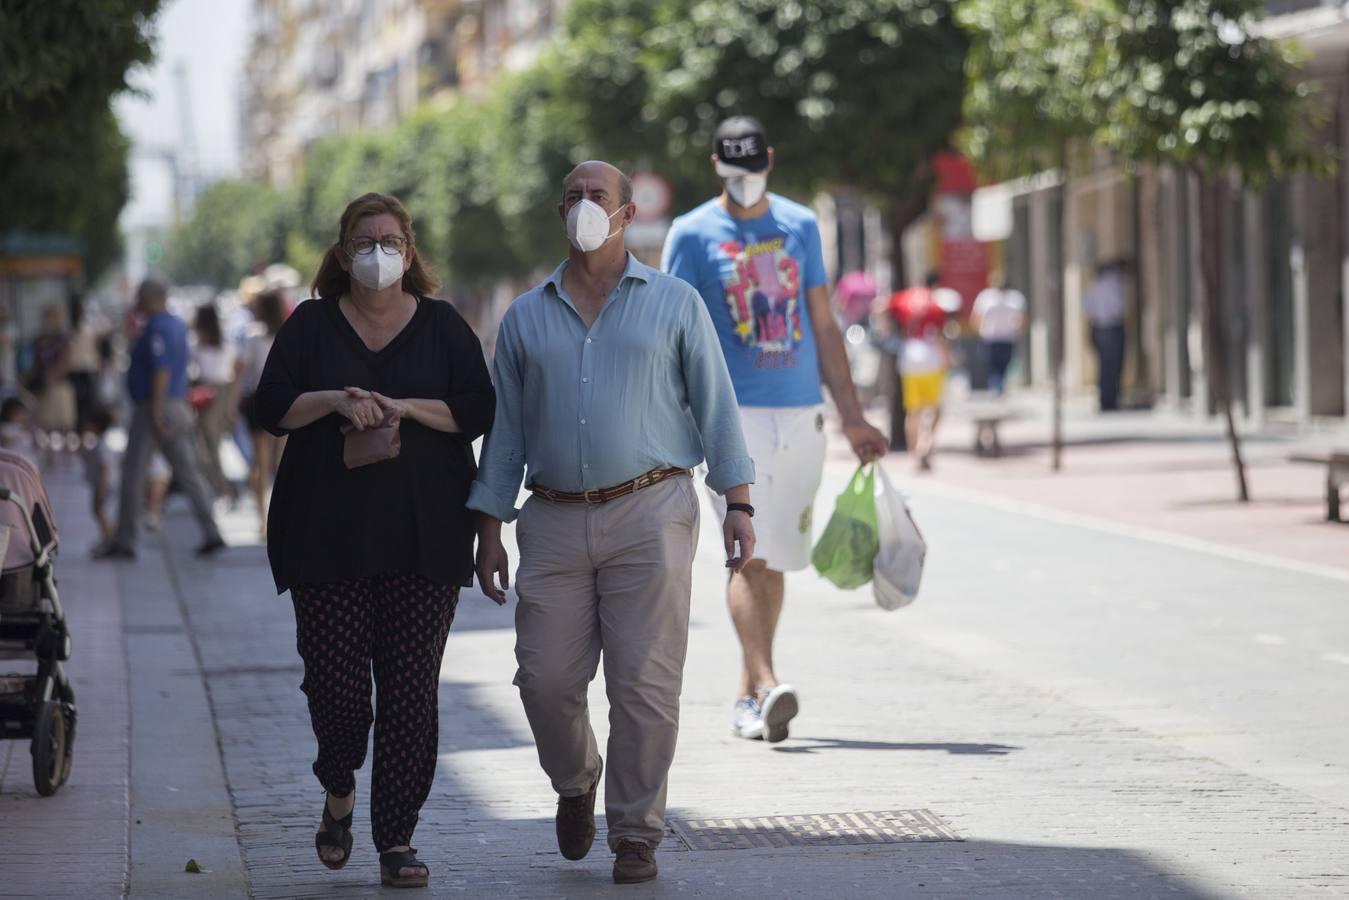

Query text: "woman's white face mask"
[350, 244, 405, 290]
[566, 199, 625, 253]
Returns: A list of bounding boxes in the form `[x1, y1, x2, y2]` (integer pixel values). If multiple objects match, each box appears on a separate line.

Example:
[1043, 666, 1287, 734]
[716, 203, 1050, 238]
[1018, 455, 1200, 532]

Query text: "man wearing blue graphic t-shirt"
[662, 116, 888, 744]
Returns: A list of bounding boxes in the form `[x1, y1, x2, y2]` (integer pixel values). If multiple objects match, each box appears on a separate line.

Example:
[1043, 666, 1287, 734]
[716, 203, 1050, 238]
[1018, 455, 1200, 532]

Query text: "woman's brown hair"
[310, 192, 439, 299]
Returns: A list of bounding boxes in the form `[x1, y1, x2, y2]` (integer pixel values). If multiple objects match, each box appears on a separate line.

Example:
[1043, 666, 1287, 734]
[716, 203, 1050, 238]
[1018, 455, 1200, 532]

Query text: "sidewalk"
[3, 426, 1348, 898]
[869, 396, 1349, 575]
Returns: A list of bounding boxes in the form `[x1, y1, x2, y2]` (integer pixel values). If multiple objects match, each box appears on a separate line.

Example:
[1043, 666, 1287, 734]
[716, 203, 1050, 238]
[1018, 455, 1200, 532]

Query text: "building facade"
[242, 0, 570, 185]
[973, 2, 1349, 432]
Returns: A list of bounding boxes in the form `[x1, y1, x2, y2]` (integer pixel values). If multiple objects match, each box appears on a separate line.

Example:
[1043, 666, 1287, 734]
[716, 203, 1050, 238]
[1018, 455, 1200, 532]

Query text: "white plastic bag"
[872, 466, 926, 610]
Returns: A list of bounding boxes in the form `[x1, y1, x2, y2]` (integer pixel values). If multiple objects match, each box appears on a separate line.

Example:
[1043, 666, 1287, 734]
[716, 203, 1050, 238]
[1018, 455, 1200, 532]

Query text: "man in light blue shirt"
[469, 161, 754, 886]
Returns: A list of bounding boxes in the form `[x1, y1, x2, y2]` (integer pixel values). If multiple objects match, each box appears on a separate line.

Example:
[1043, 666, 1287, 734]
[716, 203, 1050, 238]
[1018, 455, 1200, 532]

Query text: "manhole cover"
[670, 809, 961, 851]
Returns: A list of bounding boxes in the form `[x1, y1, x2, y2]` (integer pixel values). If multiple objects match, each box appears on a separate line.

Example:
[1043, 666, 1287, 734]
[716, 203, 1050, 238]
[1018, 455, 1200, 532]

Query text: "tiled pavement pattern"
[147, 454, 1349, 899]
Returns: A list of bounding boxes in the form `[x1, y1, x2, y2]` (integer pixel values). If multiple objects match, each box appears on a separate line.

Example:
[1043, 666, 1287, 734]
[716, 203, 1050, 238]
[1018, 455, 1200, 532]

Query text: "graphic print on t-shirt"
[717, 234, 803, 369]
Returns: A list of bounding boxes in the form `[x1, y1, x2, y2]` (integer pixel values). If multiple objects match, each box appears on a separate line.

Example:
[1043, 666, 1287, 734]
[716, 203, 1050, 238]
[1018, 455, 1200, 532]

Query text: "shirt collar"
[545, 251, 652, 299]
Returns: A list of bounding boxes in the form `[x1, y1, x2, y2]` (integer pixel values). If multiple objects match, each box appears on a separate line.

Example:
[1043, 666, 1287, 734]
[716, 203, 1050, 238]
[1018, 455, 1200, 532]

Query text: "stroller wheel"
[58, 703, 76, 786]
[31, 701, 67, 797]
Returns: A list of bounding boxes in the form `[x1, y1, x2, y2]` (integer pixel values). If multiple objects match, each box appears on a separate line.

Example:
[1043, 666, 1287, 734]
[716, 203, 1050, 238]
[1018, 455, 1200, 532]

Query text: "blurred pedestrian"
[80, 406, 115, 545]
[95, 279, 225, 560]
[191, 303, 237, 504]
[1084, 259, 1128, 412]
[67, 293, 102, 428]
[0, 396, 33, 458]
[29, 304, 77, 437]
[255, 193, 494, 888]
[236, 288, 286, 536]
[971, 271, 1026, 396]
[662, 116, 886, 745]
[888, 271, 951, 470]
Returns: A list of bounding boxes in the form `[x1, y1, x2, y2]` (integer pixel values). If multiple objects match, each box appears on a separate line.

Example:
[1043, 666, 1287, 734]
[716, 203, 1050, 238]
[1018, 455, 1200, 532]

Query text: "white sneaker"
[731, 696, 765, 740]
[759, 684, 799, 744]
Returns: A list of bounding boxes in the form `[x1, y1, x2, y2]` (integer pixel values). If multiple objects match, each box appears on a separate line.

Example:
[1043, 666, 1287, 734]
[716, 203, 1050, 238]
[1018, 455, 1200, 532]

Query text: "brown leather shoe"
[612, 839, 657, 884]
[556, 758, 602, 860]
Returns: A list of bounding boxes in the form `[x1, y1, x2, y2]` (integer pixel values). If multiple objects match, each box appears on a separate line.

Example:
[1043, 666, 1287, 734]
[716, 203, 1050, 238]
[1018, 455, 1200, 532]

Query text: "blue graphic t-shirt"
[662, 194, 827, 408]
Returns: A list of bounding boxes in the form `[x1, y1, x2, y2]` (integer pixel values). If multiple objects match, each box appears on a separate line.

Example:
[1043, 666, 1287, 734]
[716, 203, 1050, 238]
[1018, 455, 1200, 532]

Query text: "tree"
[564, 0, 968, 277]
[959, 0, 1113, 470]
[162, 179, 288, 289]
[563, 0, 967, 448]
[1097, 0, 1326, 502]
[959, 0, 1324, 496]
[1, 0, 164, 279]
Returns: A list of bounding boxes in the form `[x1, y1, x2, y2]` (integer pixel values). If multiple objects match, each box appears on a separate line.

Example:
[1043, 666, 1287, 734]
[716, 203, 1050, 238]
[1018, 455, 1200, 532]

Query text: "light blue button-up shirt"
[467, 253, 755, 523]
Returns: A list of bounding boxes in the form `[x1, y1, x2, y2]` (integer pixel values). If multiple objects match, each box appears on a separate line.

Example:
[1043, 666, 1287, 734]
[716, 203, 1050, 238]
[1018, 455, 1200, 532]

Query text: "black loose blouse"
[255, 296, 495, 593]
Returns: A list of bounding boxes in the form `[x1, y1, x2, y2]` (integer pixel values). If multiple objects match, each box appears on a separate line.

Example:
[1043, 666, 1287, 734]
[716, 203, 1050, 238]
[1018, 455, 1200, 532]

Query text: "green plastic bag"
[811, 464, 880, 590]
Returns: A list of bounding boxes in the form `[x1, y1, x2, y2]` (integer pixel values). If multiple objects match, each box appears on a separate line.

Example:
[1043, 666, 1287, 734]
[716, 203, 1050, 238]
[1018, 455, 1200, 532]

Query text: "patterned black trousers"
[291, 573, 459, 852]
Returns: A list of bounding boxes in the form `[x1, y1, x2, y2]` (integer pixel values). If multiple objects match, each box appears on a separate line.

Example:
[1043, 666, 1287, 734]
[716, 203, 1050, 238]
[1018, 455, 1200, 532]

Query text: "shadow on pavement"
[771, 737, 1021, 755]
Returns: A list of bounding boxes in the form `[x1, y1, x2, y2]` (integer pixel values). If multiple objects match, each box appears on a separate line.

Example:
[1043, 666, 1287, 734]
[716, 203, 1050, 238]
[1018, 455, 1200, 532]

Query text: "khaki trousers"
[513, 474, 700, 849]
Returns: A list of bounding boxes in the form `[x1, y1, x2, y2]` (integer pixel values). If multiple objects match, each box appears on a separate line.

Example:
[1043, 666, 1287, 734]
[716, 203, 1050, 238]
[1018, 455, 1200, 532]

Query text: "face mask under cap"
[715, 158, 768, 209]
[350, 241, 406, 291]
[566, 199, 625, 253]
[722, 173, 768, 208]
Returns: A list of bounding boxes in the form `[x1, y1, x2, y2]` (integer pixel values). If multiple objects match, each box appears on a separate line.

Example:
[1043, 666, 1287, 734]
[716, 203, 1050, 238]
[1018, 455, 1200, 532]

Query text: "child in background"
[81, 407, 115, 545]
[0, 396, 34, 457]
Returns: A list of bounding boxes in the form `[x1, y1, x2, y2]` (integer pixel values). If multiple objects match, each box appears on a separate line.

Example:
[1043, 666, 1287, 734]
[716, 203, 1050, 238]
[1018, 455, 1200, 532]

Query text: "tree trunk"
[1051, 176, 1067, 472]
[1195, 169, 1250, 502]
[882, 185, 931, 452]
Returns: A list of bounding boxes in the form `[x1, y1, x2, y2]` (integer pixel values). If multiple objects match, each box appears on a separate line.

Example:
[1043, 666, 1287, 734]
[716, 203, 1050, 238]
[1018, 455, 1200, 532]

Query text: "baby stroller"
[0, 448, 75, 796]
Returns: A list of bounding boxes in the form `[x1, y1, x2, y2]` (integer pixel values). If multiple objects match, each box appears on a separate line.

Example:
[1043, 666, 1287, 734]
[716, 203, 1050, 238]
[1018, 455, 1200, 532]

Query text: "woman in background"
[192, 303, 238, 504]
[235, 288, 287, 536]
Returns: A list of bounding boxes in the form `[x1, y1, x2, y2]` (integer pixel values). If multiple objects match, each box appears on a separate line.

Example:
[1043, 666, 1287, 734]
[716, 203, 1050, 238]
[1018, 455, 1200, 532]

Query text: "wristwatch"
[727, 502, 755, 518]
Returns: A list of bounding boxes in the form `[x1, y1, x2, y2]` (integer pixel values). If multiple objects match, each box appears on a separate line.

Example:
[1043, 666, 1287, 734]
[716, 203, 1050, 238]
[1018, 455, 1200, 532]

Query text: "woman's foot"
[380, 846, 429, 888]
[316, 790, 355, 869]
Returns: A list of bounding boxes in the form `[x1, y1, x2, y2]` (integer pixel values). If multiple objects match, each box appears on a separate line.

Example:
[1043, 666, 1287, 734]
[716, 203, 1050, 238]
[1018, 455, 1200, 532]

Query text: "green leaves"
[958, 0, 1328, 183]
[1, 0, 166, 279]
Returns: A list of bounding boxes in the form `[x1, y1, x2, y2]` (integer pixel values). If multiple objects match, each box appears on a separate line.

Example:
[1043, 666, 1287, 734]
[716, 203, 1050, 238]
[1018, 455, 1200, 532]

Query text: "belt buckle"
[583, 487, 602, 504]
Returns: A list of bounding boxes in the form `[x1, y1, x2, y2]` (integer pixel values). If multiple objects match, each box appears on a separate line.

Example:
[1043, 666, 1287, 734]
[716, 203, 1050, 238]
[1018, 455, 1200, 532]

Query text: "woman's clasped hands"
[335, 386, 402, 430]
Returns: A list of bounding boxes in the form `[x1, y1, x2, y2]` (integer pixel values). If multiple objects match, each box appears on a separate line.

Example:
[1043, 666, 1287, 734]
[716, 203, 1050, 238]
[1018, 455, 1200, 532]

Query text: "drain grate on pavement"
[669, 809, 962, 851]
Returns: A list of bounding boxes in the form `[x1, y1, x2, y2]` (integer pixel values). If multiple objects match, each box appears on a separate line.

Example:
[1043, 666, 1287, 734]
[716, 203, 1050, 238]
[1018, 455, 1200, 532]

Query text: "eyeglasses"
[346, 235, 408, 256]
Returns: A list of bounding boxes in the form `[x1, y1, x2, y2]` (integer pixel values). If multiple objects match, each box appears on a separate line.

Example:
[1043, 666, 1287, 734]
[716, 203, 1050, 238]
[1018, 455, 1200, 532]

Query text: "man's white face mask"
[715, 160, 768, 208]
[566, 199, 625, 253]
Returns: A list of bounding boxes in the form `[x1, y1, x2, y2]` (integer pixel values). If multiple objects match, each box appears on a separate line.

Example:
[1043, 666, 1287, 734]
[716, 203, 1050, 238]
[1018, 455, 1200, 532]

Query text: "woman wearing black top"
[254, 192, 496, 889]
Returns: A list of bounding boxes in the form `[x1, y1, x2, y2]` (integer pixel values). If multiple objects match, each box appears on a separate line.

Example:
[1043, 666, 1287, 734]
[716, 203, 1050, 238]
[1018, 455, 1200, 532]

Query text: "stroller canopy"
[0, 449, 58, 572]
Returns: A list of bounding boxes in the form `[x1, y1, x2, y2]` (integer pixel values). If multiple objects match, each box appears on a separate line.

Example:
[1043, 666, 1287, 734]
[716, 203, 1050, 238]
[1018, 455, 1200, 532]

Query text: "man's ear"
[764, 147, 775, 175]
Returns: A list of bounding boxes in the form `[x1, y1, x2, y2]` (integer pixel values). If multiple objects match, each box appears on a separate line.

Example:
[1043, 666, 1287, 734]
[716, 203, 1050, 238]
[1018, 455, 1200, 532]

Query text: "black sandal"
[315, 792, 354, 871]
[380, 848, 429, 888]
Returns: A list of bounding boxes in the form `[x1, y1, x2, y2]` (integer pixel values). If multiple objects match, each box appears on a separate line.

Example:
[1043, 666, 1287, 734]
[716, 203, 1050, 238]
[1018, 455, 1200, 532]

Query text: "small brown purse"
[340, 410, 401, 469]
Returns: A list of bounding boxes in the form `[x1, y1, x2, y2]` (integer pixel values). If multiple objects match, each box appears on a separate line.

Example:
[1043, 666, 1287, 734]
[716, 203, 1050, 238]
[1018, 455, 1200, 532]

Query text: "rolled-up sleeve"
[253, 311, 307, 437]
[444, 310, 496, 442]
[677, 290, 755, 494]
[466, 312, 527, 523]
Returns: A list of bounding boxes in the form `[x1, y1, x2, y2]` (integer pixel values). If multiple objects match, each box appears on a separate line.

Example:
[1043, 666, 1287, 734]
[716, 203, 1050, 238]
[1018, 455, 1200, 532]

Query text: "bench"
[969, 408, 1019, 458]
[1290, 451, 1349, 522]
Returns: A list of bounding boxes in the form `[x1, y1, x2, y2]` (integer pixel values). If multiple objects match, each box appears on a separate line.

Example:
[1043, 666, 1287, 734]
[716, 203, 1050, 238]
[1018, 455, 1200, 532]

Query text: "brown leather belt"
[529, 467, 690, 505]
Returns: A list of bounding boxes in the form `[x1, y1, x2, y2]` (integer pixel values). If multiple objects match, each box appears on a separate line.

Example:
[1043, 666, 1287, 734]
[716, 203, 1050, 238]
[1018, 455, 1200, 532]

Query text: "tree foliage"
[162, 179, 288, 289]
[1, 0, 164, 278]
[562, 0, 968, 234]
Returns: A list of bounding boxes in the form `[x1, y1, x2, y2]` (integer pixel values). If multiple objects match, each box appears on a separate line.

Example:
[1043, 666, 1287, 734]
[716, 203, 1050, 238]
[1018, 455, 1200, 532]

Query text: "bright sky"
[115, 0, 251, 230]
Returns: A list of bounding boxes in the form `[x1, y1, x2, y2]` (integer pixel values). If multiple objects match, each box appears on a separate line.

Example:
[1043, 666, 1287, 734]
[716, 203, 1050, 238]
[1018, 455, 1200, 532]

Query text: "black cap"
[713, 116, 769, 173]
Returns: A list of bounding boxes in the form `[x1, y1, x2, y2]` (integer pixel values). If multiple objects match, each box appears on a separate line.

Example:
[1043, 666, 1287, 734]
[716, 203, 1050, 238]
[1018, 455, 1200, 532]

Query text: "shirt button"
[583, 463, 590, 469]
[585, 337, 593, 344]
[580, 418, 587, 425]
[582, 377, 589, 383]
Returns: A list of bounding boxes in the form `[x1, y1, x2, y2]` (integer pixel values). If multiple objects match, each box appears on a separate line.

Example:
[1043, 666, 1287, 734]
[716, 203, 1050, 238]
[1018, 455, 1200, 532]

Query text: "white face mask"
[723, 173, 768, 209]
[350, 243, 405, 291]
[566, 199, 625, 253]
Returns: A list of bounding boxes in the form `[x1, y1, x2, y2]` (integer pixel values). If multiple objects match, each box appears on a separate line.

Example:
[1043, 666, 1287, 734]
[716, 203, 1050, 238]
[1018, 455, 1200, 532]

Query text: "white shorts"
[705, 404, 827, 572]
